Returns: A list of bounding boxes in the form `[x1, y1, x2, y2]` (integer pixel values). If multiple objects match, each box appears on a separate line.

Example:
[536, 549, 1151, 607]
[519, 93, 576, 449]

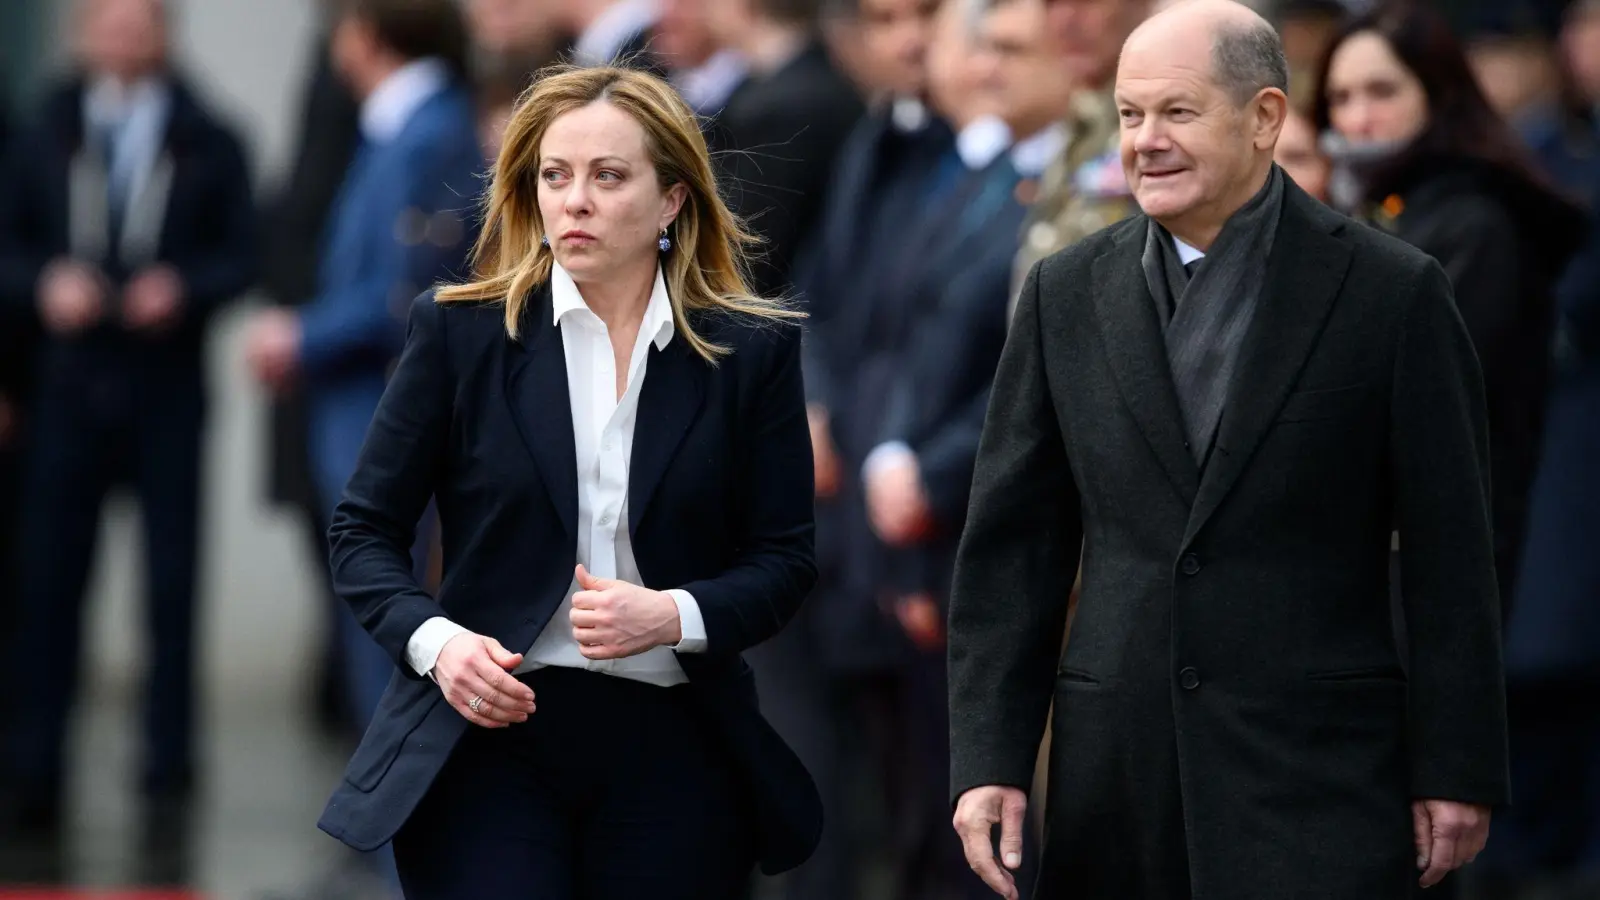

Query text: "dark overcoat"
[948, 182, 1511, 899]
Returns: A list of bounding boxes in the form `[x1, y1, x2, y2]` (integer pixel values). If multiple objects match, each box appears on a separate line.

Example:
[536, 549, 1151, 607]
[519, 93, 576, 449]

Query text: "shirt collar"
[1172, 236, 1205, 265]
[551, 262, 676, 351]
[1010, 122, 1069, 178]
[956, 115, 1012, 171]
[674, 49, 749, 114]
[574, 0, 659, 67]
[360, 58, 450, 144]
[84, 75, 169, 128]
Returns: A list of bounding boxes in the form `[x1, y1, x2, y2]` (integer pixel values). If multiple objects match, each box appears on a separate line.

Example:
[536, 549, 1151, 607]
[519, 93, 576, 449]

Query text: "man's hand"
[244, 307, 303, 393]
[570, 565, 681, 659]
[866, 453, 934, 546]
[1413, 799, 1490, 888]
[953, 785, 1028, 899]
[895, 592, 944, 651]
[123, 265, 185, 333]
[38, 259, 106, 335]
[809, 404, 840, 499]
[433, 632, 536, 728]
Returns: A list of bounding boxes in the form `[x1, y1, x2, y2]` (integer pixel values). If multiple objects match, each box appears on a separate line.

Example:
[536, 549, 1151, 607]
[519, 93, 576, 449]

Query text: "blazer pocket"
[345, 691, 442, 792]
[1305, 665, 1406, 685]
[1057, 667, 1103, 689]
[1275, 384, 1369, 424]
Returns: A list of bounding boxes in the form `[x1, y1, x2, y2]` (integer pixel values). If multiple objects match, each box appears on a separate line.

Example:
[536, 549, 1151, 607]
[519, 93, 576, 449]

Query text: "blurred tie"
[1184, 258, 1201, 280]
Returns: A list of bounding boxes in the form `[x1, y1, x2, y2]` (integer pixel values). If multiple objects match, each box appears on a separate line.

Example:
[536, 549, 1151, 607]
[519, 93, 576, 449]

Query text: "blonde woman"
[315, 65, 820, 898]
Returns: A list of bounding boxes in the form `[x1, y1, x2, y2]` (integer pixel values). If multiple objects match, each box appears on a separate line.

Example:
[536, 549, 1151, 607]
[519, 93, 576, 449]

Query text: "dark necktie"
[1184, 258, 1202, 280]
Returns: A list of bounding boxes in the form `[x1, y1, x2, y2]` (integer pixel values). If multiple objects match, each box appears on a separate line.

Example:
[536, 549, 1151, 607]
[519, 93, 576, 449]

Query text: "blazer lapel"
[1091, 223, 1201, 507]
[1183, 187, 1352, 546]
[629, 333, 707, 534]
[504, 283, 579, 537]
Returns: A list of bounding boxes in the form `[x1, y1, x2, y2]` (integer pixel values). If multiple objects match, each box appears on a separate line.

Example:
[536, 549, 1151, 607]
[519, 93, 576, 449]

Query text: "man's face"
[467, 0, 561, 56]
[1116, 25, 1276, 232]
[979, 0, 1075, 136]
[1044, 0, 1143, 88]
[657, 0, 723, 70]
[1563, 9, 1600, 107]
[926, 0, 1000, 127]
[78, 0, 167, 81]
[859, 0, 940, 96]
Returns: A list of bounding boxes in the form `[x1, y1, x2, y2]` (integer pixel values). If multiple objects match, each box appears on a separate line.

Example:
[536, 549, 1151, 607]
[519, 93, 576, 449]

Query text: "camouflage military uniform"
[1010, 89, 1140, 303]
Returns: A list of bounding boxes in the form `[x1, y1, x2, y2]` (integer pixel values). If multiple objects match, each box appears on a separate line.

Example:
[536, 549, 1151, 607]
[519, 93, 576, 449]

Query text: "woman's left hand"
[570, 564, 683, 659]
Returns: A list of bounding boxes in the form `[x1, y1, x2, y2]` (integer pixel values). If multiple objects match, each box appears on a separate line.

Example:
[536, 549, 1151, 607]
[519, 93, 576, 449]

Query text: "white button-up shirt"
[405, 263, 708, 686]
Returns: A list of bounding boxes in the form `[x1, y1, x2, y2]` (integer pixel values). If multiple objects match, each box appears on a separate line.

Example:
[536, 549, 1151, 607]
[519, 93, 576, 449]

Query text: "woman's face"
[536, 101, 686, 283]
[1324, 30, 1429, 146]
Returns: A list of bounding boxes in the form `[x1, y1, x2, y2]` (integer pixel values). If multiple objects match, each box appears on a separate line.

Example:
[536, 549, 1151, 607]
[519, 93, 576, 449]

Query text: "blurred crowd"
[1, 0, 1599, 898]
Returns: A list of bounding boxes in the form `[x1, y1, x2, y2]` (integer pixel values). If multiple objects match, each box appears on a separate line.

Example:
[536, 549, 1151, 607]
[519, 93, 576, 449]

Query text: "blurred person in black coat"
[0, 0, 256, 835]
[704, 0, 864, 299]
[780, 0, 1001, 896]
[262, 12, 363, 737]
[856, 0, 1071, 895]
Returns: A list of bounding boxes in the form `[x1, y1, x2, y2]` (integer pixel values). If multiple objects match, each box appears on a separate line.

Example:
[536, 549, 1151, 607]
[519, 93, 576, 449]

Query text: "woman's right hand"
[434, 633, 536, 727]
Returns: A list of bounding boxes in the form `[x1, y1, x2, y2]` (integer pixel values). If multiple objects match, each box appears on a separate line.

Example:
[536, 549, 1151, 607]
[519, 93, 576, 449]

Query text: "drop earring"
[658, 228, 671, 252]
[540, 235, 550, 247]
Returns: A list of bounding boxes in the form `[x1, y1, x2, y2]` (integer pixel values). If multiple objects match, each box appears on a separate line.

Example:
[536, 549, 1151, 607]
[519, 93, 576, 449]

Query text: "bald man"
[946, 2, 1509, 898]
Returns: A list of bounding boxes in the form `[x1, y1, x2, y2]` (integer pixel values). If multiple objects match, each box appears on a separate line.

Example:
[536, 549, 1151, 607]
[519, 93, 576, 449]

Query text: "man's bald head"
[1124, 0, 1287, 107]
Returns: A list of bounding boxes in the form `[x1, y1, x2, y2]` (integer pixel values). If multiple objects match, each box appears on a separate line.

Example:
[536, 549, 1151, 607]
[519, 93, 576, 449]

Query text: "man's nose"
[1132, 117, 1168, 154]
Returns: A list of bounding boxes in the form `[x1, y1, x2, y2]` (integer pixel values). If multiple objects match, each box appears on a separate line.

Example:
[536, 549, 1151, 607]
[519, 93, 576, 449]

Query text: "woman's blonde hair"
[435, 64, 801, 360]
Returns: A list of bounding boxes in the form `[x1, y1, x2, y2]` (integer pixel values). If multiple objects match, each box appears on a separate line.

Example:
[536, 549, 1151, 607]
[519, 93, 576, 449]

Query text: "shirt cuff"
[667, 589, 708, 653]
[862, 440, 916, 482]
[406, 616, 472, 680]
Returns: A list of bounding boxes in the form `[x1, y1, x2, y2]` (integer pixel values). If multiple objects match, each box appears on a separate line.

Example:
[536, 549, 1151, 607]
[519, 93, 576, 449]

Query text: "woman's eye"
[597, 170, 621, 182]
[541, 169, 565, 183]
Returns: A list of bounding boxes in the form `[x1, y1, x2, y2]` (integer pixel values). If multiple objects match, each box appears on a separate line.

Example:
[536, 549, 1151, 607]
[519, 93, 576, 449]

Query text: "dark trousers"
[7, 366, 203, 796]
[393, 666, 756, 899]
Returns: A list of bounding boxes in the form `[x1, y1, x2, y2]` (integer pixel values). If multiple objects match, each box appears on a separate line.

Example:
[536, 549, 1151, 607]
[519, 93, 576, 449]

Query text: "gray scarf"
[1141, 164, 1285, 465]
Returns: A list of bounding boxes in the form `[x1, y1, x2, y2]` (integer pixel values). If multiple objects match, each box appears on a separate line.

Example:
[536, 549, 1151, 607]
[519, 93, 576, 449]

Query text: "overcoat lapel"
[1091, 225, 1201, 507]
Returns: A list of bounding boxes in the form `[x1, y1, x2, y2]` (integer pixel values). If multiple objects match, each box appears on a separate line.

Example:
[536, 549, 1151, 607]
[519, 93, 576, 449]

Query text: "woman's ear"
[660, 182, 689, 231]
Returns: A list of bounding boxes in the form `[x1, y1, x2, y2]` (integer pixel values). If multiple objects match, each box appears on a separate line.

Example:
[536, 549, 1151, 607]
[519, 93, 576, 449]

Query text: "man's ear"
[1253, 87, 1289, 151]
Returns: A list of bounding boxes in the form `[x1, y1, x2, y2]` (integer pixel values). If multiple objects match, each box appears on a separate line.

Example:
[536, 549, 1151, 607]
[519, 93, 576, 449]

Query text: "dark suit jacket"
[876, 159, 1025, 602]
[0, 74, 256, 389]
[317, 287, 822, 875]
[715, 41, 863, 299]
[948, 182, 1510, 899]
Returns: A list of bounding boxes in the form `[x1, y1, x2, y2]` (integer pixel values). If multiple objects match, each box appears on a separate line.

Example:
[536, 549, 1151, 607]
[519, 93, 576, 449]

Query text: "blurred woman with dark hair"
[1314, 1, 1584, 616]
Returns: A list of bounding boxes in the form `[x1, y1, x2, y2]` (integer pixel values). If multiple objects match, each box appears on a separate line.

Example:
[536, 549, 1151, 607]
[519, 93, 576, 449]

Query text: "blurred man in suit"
[244, 0, 481, 737]
[0, 0, 256, 836]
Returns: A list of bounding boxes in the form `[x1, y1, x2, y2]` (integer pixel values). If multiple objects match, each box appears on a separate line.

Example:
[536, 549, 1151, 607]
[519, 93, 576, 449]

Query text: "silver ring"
[469, 695, 483, 713]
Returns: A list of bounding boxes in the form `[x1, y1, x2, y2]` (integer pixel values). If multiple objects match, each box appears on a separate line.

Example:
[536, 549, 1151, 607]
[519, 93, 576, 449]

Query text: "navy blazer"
[317, 285, 823, 874]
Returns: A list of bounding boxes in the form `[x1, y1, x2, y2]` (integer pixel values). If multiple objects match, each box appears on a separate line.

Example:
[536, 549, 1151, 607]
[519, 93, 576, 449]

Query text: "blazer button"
[1179, 667, 1201, 691]
[1180, 553, 1201, 576]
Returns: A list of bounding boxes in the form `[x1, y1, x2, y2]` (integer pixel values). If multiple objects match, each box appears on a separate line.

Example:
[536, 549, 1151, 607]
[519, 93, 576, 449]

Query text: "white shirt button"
[599, 514, 611, 526]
